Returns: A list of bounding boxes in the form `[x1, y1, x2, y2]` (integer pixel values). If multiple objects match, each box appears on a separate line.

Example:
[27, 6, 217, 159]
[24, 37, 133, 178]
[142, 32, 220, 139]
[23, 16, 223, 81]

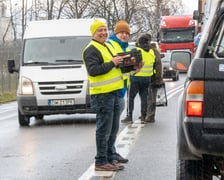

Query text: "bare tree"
[61, 0, 91, 18]
[6, 0, 184, 40]
[8, 0, 17, 40]
[130, 0, 184, 40]
[47, 0, 53, 19]
[55, 0, 69, 19]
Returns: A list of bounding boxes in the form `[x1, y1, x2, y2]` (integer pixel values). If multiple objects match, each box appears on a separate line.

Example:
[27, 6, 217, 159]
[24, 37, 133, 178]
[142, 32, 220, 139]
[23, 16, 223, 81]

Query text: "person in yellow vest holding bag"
[145, 33, 164, 122]
[122, 34, 155, 124]
[106, 20, 133, 164]
[106, 20, 135, 116]
[82, 19, 129, 171]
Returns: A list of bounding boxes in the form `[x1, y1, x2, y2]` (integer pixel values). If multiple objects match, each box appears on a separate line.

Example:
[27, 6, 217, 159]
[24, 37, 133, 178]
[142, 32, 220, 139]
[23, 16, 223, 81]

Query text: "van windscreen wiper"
[25, 61, 55, 65]
[55, 59, 83, 64]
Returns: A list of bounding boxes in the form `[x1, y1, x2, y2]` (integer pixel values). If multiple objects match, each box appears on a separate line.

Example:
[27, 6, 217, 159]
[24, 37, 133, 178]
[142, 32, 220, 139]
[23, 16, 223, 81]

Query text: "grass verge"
[0, 92, 16, 104]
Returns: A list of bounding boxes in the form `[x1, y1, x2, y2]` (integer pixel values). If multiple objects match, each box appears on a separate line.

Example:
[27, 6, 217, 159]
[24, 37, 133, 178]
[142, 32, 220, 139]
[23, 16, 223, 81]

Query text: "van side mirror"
[170, 51, 192, 71]
[193, 10, 200, 20]
[8, 59, 18, 73]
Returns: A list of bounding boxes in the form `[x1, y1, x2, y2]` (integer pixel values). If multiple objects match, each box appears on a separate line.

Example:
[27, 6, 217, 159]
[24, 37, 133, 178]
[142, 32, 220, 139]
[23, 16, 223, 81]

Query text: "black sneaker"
[121, 116, 132, 123]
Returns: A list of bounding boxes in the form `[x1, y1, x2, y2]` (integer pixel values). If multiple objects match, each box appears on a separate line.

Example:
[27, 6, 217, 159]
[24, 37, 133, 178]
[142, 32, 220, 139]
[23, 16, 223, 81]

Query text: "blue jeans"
[90, 91, 120, 166]
[110, 96, 125, 157]
[119, 97, 125, 116]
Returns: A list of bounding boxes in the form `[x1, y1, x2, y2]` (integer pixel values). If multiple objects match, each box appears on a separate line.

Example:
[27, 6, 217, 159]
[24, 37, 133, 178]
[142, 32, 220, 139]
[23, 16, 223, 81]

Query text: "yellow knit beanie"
[90, 19, 107, 36]
[114, 20, 130, 34]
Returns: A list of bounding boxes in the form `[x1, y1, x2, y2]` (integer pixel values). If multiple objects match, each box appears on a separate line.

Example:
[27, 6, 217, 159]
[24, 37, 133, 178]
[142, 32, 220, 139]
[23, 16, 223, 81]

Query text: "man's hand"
[112, 54, 130, 66]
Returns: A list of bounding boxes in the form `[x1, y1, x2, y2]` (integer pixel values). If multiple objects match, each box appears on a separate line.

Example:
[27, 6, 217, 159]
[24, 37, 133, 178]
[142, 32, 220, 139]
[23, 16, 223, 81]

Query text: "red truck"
[159, 15, 196, 53]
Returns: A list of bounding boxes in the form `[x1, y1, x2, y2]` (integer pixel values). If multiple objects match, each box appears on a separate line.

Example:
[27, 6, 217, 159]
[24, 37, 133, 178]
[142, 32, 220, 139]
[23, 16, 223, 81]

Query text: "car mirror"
[8, 59, 19, 73]
[170, 51, 192, 71]
[193, 10, 200, 20]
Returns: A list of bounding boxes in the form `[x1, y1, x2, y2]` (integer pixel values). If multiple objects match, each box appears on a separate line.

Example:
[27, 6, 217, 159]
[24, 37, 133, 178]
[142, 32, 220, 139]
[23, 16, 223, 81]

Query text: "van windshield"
[23, 36, 91, 65]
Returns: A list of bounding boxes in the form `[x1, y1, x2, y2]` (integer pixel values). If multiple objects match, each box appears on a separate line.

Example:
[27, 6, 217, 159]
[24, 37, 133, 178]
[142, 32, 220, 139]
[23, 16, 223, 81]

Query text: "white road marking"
[167, 85, 184, 99]
[78, 124, 144, 180]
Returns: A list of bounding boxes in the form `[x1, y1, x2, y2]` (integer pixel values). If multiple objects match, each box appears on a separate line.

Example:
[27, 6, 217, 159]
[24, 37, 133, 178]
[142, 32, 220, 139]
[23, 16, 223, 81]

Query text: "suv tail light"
[186, 81, 204, 117]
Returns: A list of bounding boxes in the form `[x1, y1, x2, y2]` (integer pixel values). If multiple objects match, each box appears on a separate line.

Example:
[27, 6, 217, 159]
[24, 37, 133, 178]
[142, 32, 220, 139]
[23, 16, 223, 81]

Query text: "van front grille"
[38, 81, 84, 95]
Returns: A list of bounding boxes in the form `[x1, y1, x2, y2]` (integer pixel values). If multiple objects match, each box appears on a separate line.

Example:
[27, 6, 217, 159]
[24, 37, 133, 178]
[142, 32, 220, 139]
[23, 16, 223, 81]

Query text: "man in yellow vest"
[107, 20, 131, 114]
[145, 33, 164, 122]
[106, 20, 132, 164]
[82, 19, 128, 171]
[122, 34, 155, 124]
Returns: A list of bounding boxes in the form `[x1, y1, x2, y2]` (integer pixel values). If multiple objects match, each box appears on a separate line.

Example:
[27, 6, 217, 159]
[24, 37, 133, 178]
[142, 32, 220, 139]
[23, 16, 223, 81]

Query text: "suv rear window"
[206, 12, 224, 58]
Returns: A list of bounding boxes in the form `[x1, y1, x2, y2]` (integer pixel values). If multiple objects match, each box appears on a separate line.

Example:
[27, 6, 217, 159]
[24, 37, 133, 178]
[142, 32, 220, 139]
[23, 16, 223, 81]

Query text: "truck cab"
[159, 15, 196, 53]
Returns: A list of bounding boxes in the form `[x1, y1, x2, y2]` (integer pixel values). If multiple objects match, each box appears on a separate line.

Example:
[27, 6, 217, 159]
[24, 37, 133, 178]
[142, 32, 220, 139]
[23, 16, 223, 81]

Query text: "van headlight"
[21, 76, 34, 95]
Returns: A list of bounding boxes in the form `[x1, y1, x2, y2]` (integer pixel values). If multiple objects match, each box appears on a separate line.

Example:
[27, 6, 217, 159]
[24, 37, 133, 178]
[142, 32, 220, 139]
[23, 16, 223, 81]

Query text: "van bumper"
[17, 96, 93, 116]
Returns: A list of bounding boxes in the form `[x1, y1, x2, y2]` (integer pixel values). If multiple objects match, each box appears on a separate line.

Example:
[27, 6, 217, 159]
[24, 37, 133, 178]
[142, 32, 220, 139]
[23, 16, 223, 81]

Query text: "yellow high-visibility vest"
[106, 39, 131, 86]
[107, 40, 130, 54]
[134, 47, 155, 77]
[83, 40, 123, 95]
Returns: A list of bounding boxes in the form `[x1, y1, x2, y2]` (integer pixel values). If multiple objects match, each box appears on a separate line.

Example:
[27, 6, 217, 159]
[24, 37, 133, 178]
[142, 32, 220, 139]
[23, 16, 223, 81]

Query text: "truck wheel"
[176, 159, 212, 180]
[18, 110, 30, 126]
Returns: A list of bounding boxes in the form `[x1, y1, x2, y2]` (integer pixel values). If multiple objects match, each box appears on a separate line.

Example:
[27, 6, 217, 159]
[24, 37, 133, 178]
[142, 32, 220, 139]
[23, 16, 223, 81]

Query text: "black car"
[161, 52, 179, 81]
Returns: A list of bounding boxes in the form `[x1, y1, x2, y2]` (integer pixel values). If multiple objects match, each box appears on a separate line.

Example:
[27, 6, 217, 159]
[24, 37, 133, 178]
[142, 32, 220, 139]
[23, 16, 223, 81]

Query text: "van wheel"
[18, 110, 30, 126]
[176, 159, 212, 180]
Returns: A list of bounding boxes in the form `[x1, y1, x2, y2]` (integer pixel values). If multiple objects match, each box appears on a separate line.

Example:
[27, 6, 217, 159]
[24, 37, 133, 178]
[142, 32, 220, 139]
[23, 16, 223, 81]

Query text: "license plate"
[48, 99, 75, 106]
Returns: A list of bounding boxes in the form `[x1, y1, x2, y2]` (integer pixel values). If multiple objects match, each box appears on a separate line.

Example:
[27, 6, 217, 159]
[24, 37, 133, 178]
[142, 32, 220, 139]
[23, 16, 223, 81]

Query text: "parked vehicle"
[161, 52, 179, 81]
[128, 41, 136, 49]
[159, 15, 196, 53]
[8, 19, 101, 126]
[171, 0, 224, 178]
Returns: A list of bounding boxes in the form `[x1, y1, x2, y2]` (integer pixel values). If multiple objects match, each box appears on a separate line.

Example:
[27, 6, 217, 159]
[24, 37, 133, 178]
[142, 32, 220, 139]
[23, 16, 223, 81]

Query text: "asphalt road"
[0, 74, 186, 180]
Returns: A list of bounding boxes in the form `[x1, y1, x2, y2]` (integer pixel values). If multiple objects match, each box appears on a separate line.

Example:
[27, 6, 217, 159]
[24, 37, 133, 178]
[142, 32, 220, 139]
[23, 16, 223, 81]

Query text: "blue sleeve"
[119, 80, 128, 97]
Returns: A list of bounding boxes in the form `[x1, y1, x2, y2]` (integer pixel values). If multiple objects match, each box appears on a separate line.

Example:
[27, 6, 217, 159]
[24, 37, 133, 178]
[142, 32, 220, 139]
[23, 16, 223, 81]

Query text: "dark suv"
[171, 1, 224, 179]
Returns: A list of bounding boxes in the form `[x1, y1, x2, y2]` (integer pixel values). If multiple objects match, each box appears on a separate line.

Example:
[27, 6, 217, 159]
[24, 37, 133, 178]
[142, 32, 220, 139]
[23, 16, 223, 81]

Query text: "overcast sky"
[183, 0, 198, 14]
[8, 0, 198, 15]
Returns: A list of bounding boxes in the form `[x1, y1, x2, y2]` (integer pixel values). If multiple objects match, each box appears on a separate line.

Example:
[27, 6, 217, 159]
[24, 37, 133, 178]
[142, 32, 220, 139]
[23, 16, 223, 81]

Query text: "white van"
[8, 19, 101, 126]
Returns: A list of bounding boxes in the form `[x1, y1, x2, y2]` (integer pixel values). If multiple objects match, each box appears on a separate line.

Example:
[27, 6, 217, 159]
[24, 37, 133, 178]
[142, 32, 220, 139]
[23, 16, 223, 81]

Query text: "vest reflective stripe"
[90, 76, 122, 87]
[135, 48, 155, 77]
[139, 65, 154, 74]
[84, 40, 123, 95]
[139, 69, 154, 74]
